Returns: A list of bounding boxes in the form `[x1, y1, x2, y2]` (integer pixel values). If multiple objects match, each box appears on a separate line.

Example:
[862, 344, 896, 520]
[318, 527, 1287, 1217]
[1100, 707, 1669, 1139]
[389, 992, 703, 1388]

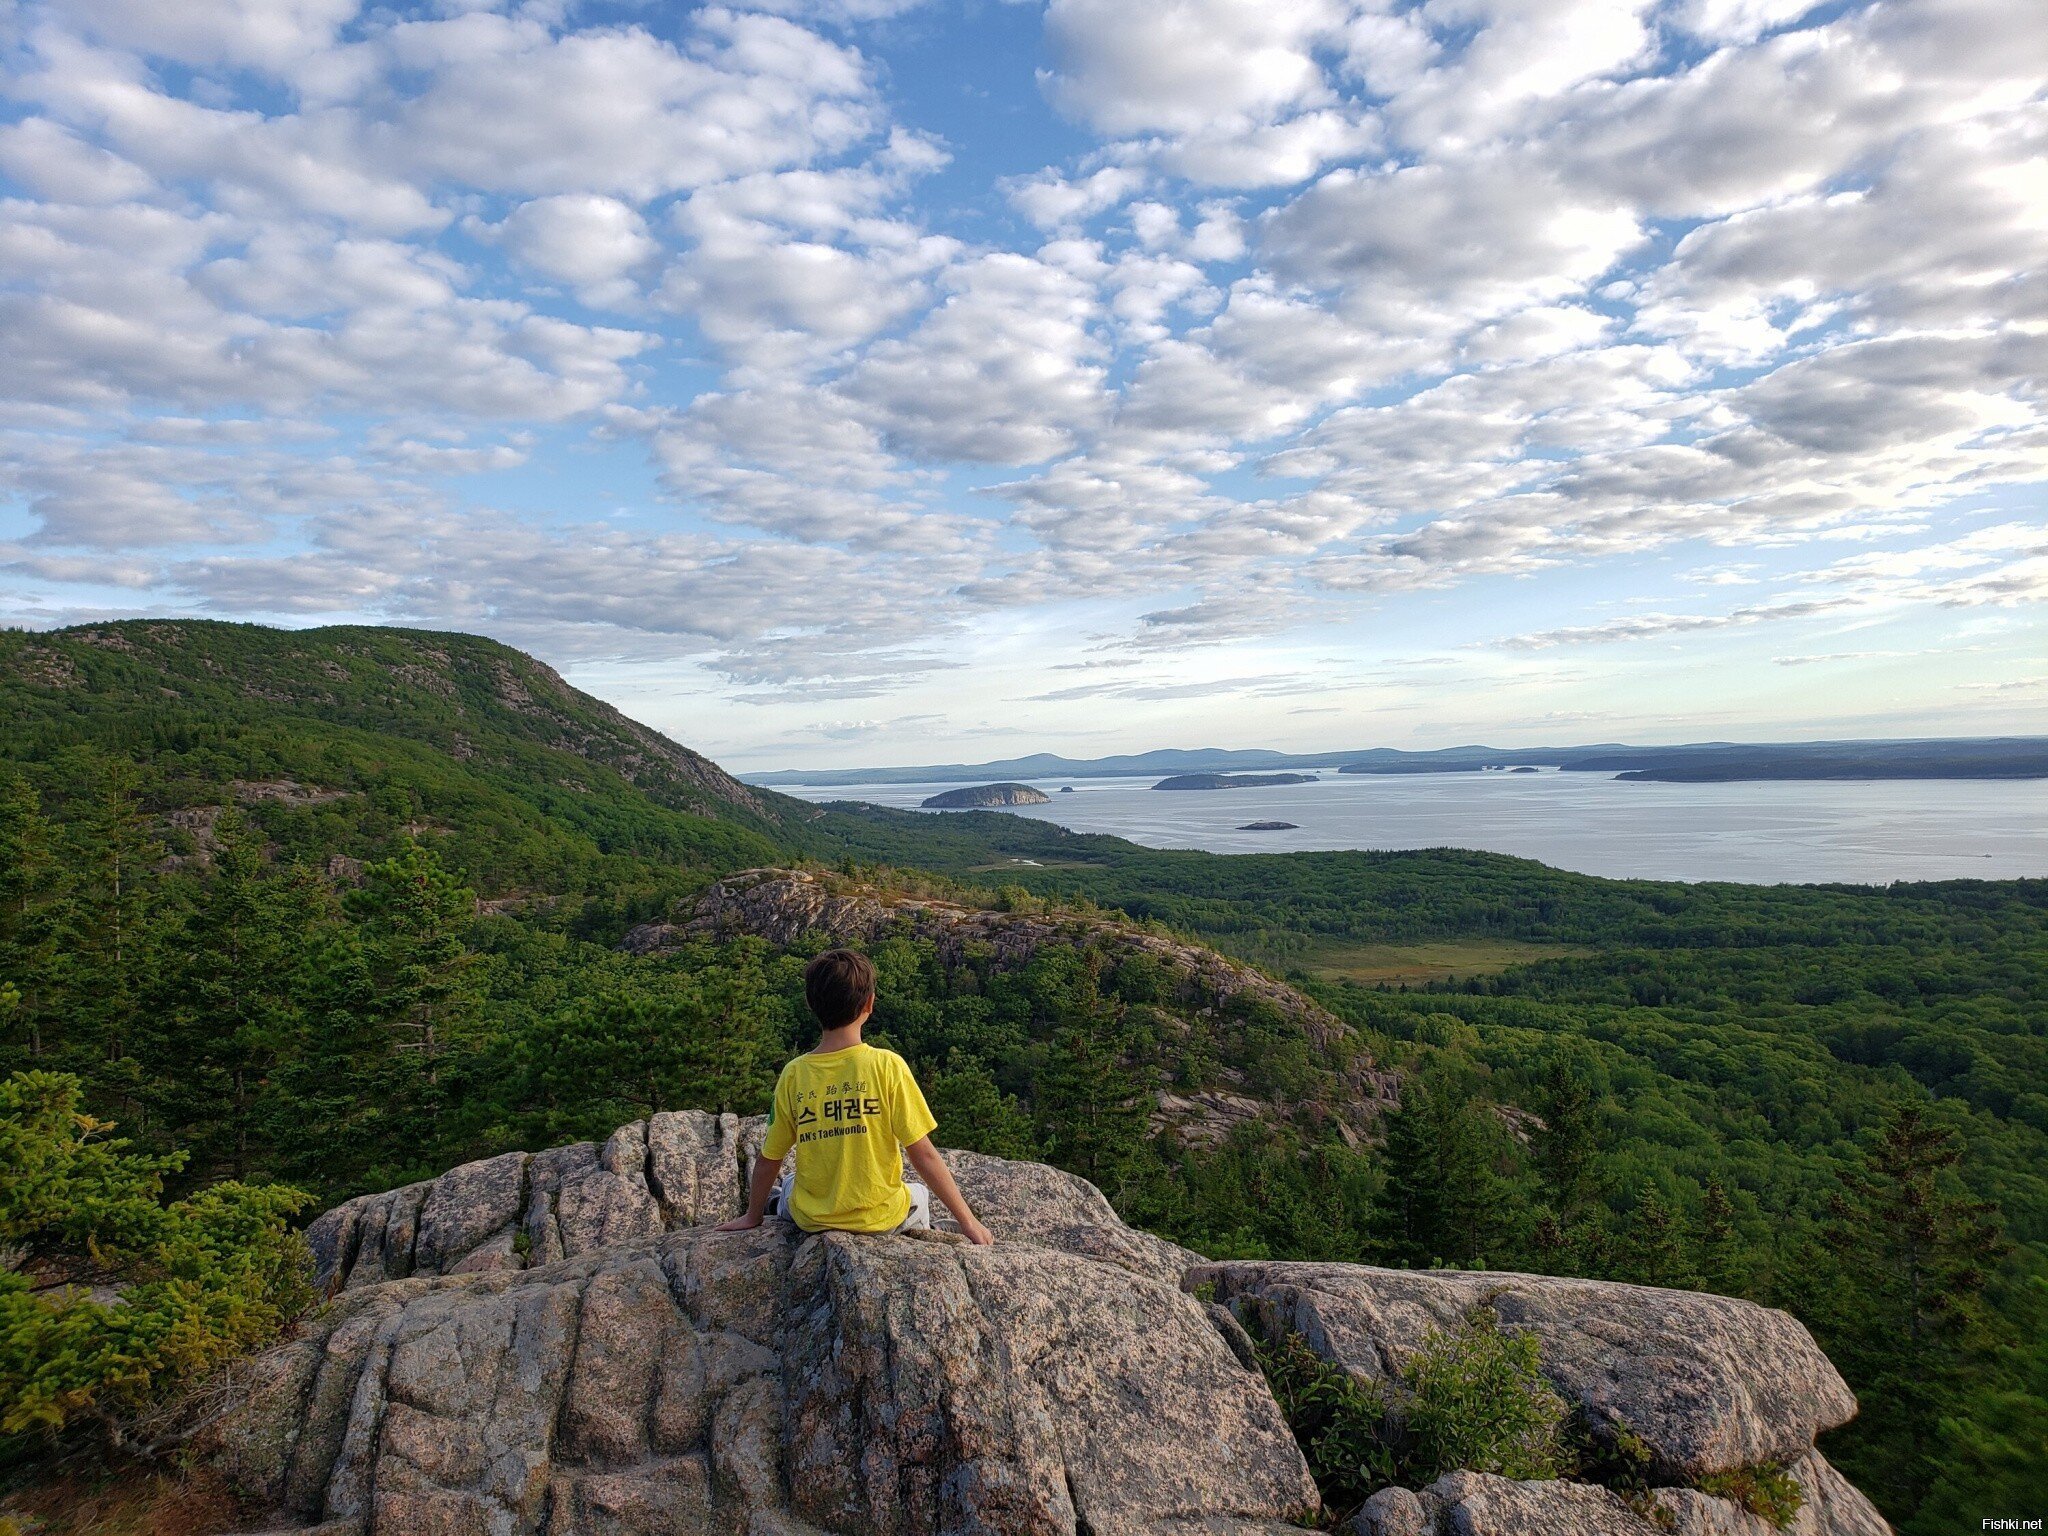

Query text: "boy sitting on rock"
[715, 948, 994, 1245]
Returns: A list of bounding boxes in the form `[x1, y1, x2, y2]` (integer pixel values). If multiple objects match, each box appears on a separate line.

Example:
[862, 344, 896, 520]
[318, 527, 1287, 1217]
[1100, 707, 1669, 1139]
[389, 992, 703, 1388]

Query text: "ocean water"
[772, 768, 2048, 885]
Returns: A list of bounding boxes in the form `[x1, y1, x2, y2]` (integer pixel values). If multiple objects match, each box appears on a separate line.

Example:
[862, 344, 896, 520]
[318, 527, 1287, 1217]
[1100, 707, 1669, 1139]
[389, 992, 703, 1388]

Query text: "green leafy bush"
[1252, 1325, 1393, 1514]
[1252, 1306, 1570, 1518]
[0, 1071, 311, 1445]
[1696, 1464, 1804, 1529]
[1401, 1308, 1571, 1480]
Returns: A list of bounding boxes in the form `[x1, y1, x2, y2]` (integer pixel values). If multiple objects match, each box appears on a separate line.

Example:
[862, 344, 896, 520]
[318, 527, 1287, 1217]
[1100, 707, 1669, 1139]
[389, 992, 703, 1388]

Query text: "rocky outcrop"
[207, 1118, 1312, 1536]
[1199, 1262, 1888, 1536]
[621, 868, 1401, 1145]
[304, 1111, 1196, 1297]
[1346, 1457, 1889, 1536]
[919, 782, 1053, 808]
[207, 1115, 1890, 1536]
[1192, 1261, 1858, 1480]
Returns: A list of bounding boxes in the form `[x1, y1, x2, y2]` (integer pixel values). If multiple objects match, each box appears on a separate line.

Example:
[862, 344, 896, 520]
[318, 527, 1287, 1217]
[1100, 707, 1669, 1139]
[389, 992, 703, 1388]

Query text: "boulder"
[309, 1113, 752, 1293]
[942, 1148, 1202, 1286]
[206, 1224, 1315, 1536]
[646, 1108, 751, 1226]
[1652, 1453, 1892, 1536]
[1423, 1472, 1663, 1536]
[240, 1117, 1892, 1536]
[1347, 1486, 1435, 1536]
[308, 1118, 1202, 1296]
[1783, 1451, 1892, 1536]
[1188, 1261, 1858, 1480]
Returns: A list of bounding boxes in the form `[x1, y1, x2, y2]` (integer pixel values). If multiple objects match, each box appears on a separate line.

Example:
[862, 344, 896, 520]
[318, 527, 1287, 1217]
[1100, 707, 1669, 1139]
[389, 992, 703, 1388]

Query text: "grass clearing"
[1294, 936, 1596, 988]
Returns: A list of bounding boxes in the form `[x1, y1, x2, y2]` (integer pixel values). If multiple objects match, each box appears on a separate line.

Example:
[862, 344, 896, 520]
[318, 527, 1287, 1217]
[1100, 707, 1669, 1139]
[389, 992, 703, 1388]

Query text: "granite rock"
[231, 1116, 1891, 1536]
[206, 1223, 1313, 1535]
[1187, 1261, 1859, 1480]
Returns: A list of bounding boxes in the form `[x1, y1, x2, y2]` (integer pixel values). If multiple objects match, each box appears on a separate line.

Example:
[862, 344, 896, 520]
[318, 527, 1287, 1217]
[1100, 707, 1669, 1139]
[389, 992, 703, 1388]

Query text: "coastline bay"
[776, 768, 2048, 884]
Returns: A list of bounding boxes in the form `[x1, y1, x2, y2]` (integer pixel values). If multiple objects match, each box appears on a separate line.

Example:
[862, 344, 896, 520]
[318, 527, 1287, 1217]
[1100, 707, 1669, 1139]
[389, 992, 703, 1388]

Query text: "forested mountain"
[1, 620, 2041, 1530]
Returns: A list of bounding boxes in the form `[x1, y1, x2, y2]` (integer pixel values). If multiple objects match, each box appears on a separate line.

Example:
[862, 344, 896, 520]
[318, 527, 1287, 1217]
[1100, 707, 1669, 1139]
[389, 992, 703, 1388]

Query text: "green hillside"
[0, 620, 805, 916]
[1, 619, 2042, 1528]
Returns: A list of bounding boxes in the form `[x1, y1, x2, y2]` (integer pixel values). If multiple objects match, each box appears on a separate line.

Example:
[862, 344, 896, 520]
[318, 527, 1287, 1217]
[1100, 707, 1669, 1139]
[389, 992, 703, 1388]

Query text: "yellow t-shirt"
[760, 1042, 938, 1233]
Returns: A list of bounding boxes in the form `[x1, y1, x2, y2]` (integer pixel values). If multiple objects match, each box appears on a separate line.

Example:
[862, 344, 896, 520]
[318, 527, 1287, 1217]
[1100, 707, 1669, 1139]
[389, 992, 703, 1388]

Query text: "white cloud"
[1372, 0, 1659, 149]
[1005, 165, 1146, 229]
[1261, 156, 1645, 331]
[1039, 0, 1378, 187]
[843, 253, 1108, 464]
[1041, 0, 1346, 137]
[0, 118, 155, 203]
[491, 195, 659, 295]
[658, 166, 957, 374]
[54, 0, 361, 73]
[2, 0, 2043, 729]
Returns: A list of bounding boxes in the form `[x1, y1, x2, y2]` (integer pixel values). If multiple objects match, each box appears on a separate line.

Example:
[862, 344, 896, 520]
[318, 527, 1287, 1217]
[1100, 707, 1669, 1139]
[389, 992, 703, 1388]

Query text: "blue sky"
[0, 0, 2042, 770]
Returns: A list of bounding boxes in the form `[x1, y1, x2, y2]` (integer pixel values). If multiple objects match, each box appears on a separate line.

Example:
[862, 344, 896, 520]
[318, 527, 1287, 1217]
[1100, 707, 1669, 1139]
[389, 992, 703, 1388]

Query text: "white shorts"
[770, 1170, 931, 1233]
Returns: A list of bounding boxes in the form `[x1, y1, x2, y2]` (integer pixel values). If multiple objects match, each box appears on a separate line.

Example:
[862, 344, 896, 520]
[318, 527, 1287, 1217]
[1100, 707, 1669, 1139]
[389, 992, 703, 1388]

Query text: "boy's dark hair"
[804, 948, 876, 1030]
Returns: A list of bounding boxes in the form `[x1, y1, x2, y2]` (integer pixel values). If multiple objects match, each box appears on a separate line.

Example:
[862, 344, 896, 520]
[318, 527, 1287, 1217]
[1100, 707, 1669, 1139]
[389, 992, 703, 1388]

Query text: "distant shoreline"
[745, 735, 2048, 788]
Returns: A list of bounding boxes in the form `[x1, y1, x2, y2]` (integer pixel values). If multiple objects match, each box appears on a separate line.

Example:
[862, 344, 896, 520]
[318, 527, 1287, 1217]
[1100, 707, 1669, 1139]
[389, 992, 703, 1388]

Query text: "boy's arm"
[905, 1137, 994, 1246]
[714, 1155, 783, 1231]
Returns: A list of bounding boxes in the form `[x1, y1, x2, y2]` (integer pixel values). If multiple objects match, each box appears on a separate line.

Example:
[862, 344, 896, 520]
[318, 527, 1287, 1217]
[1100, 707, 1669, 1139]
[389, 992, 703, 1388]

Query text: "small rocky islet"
[1239, 820, 1300, 831]
[920, 781, 1053, 808]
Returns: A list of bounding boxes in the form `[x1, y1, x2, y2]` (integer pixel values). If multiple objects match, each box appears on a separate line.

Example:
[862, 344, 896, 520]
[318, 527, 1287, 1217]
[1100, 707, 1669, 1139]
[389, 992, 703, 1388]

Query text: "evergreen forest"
[0, 619, 2042, 1529]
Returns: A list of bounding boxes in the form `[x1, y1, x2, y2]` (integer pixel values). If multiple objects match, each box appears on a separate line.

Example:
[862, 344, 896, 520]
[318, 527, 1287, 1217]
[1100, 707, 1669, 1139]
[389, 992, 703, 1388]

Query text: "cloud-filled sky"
[1, 0, 2043, 769]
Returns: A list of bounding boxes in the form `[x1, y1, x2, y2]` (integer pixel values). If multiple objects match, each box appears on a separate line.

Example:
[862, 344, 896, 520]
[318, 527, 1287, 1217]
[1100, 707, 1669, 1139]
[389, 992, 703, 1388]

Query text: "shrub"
[1400, 1308, 1572, 1481]
[1696, 1464, 1803, 1529]
[0, 1071, 312, 1448]
[1252, 1325, 1393, 1513]
[1251, 1304, 1571, 1519]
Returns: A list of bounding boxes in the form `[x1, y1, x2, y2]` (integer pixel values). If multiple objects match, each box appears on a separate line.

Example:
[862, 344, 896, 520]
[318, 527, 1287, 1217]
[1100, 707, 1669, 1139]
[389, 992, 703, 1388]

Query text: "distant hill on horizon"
[746, 735, 2048, 787]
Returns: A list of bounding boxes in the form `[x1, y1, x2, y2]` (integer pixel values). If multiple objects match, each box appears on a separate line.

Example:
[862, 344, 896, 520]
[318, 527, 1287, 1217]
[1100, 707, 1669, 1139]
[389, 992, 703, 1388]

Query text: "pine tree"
[1617, 1185, 1697, 1290]
[1371, 1070, 1521, 1269]
[161, 813, 308, 1181]
[1533, 1053, 1602, 1225]
[1696, 1178, 1743, 1295]
[505, 947, 775, 1141]
[0, 775, 60, 1061]
[59, 755, 165, 1118]
[928, 1049, 1038, 1161]
[1034, 983, 1147, 1192]
[1820, 1105, 2013, 1519]
[348, 836, 477, 1077]
[1371, 1074, 1443, 1267]
[267, 894, 390, 1193]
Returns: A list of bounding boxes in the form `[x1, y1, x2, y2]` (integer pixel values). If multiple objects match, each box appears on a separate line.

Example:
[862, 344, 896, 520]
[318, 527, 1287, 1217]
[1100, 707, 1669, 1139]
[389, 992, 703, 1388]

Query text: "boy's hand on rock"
[958, 1215, 995, 1246]
[713, 1213, 762, 1232]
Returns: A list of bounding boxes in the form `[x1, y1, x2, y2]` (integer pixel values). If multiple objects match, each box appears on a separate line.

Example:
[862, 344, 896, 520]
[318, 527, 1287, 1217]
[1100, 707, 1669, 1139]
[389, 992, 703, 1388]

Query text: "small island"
[920, 782, 1052, 809]
[1152, 773, 1318, 791]
[1238, 820, 1299, 831]
[1510, 765, 1540, 773]
[1059, 785, 1075, 792]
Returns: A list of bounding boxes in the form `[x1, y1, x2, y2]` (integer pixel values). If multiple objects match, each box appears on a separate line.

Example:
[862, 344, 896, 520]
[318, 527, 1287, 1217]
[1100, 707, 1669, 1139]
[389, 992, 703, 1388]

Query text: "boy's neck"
[811, 1015, 868, 1054]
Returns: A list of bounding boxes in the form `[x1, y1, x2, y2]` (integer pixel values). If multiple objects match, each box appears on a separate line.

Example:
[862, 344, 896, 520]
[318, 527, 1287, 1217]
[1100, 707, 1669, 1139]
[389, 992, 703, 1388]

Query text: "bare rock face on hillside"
[204, 1112, 1889, 1536]
[622, 867, 1402, 1147]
